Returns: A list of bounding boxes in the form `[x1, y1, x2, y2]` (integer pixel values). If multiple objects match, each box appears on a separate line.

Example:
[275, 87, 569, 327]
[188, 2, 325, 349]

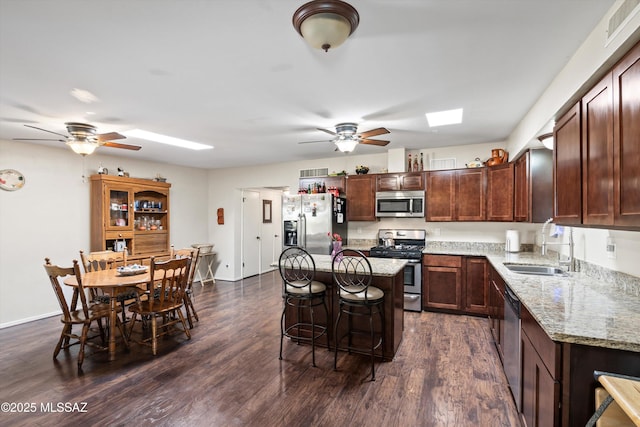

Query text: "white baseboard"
[0, 310, 60, 329]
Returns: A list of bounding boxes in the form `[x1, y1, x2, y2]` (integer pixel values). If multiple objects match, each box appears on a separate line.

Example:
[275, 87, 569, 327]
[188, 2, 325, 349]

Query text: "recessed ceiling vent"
[300, 167, 329, 178]
[606, 0, 640, 44]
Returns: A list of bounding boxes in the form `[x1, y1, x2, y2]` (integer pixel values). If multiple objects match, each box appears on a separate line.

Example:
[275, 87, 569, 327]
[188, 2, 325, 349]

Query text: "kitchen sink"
[503, 264, 569, 277]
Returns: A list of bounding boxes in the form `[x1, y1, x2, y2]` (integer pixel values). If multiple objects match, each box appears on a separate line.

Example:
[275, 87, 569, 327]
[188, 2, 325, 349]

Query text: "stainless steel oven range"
[369, 229, 426, 312]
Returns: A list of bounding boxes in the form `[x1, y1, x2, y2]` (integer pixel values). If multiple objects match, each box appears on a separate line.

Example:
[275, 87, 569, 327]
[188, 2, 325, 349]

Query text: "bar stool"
[332, 249, 384, 381]
[279, 246, 329, 367]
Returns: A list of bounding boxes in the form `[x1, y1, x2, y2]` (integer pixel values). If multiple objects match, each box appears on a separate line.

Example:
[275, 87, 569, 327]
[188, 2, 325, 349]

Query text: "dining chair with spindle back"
[126, 256, 192, 355]
[79, 249, 140, 324]
[44, 258, 128, 372]
[170, 245, 201, 328]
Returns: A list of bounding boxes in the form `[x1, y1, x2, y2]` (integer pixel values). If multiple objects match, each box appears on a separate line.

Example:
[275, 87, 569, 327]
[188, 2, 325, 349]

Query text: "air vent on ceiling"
[299, 167, 329, 178]
[606, 0, 640, 45]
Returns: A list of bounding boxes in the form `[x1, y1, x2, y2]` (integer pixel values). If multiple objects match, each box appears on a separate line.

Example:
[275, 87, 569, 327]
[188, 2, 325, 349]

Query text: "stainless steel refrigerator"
[282, 193, 347, 255]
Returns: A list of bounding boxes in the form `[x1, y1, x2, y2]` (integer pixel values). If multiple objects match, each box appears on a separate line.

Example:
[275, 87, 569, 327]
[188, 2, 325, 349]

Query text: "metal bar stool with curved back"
[332, 249, 385, 381]
[279, 246, 329, 367]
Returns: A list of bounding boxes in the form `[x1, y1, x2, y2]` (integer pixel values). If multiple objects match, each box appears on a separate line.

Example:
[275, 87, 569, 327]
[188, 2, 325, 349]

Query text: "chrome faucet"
[541, 218, 576, 272]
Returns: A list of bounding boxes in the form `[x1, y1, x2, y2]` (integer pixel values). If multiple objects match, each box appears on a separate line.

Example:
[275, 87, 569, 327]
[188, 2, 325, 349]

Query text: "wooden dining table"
[63, 269, 151, 361]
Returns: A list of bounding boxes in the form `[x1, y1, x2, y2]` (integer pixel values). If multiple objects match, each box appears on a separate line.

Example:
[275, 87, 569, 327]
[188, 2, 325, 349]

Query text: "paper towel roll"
[505, 230, 520, 253]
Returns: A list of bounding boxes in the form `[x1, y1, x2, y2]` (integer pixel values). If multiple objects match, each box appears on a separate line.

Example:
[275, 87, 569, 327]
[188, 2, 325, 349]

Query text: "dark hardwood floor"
[0, 271, 520, 426]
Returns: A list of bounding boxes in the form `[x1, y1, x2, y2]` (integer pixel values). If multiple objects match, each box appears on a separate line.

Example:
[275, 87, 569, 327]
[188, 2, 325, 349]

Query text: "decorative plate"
[116, 264, 148, 276]
[0, 169, 25, 191]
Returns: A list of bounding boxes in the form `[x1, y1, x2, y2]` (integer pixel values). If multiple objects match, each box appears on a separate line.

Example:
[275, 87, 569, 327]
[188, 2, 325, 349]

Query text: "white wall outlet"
[606, 237, 616, 259]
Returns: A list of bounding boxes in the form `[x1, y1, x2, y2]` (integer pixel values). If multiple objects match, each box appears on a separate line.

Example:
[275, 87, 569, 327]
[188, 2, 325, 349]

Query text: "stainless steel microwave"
[375, 191, 425, 217]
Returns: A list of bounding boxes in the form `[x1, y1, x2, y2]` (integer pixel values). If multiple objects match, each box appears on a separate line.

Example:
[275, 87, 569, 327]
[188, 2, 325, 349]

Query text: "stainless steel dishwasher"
[503, 284, 522, 411]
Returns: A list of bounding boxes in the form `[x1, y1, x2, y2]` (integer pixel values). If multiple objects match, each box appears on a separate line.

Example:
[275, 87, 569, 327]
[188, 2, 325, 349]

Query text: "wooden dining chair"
[44, 258, 128, 372]
[79, 249, 140, 324]
[127, 256, 192, 355]
[170, 246, 201, 328]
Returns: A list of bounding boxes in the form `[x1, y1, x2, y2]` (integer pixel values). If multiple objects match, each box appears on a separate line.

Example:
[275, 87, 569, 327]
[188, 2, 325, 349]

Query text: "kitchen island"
[281, 254, 407, 361]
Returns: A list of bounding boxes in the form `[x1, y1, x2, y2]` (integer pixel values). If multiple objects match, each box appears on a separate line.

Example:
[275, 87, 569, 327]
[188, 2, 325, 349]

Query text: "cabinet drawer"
[105, 231, 134, 240]
[522, 304, 561, 379]
[134, 232, 169, 255]
[423, 254, 462, 268]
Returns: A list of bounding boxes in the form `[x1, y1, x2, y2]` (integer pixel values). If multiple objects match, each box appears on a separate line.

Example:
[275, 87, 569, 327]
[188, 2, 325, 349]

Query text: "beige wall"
[0, 140, 209, 327]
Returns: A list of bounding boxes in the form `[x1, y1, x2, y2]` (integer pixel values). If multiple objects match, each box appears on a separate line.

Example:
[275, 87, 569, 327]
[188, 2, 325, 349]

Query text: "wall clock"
[0, 169, 26, 191]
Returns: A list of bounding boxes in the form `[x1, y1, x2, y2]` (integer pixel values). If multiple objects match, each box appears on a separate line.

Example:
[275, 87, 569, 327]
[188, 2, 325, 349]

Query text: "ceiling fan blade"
[24, 124, 68, 138]
[13, 137, 66, 142]
[102, 141, 141, 151]
[298, 139, 333, 144]
[97, 132, 126, 142]
[317, 128, 337, 136]
[358, 127, 390, 139]
[360, 139, 390, 146]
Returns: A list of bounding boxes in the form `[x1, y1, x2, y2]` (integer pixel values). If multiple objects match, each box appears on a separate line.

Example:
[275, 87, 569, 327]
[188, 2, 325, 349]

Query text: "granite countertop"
[422, 246, 640, 353]
[312, 254, 407, 277]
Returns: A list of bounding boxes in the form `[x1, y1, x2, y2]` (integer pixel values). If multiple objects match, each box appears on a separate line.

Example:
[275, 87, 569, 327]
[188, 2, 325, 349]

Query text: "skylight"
[123, 129, 213, 150]
[425, 108, 463, 127]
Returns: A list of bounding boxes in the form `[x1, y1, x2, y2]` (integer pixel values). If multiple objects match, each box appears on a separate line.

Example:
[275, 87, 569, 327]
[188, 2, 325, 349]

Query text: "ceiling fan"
[13, 122, 141, 156]
[299, 122, 390, 152]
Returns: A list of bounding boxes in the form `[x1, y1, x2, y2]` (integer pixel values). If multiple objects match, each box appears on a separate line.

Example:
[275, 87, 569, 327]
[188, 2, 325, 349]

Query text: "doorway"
[242, 190, 261, 278]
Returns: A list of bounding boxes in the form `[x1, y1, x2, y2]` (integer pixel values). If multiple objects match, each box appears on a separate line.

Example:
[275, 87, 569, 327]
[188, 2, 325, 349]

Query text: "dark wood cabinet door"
[613, 40, 640, 228]
[553, 102, 582, 224]
[486, 163, 514, 221]
[521, 331, 560, 427]
[456, 168, 486, 221]
[464, 257, 489, 315]
[376, 174, 400, 191]
[426, 170, 456, 221]
[346, 174, 376, 221]
[514, 152, 530, 222]
[422, 255, 463, 311]
[400, 172, 424, 190]
[582, 72, 614, 226]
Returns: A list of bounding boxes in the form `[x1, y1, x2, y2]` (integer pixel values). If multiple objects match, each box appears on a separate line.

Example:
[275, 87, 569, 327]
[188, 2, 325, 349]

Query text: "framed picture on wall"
[263, 199, 272, 223]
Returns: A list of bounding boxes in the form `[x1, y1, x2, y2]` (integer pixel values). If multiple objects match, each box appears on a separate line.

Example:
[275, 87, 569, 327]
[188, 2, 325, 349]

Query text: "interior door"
[242, 190, 261, 278]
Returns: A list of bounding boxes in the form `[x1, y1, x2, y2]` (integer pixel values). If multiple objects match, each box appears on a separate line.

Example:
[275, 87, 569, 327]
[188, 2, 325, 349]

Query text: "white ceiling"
[0, 0, 616, 169]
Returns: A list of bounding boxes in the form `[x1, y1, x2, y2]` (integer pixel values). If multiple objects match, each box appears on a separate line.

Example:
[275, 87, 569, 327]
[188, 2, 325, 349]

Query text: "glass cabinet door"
[106, 187, 132, 230]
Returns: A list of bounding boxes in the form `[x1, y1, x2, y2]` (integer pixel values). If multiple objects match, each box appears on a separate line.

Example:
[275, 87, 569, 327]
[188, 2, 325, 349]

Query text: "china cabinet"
[90, 174, 171, 256]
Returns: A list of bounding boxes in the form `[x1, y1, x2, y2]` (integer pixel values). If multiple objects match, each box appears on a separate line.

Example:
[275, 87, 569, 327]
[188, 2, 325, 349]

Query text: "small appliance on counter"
[505, 229, 520, 253]
[369, 229, 426, 312]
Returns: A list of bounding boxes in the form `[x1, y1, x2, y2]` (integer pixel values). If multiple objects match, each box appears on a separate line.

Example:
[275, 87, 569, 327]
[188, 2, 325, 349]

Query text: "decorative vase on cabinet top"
[486, 148, 508, 166]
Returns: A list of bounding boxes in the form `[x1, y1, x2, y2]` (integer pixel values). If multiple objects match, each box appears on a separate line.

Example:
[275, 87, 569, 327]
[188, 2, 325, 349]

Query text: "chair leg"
[183, 295, 194, 329]
[115, 317, 130, 350]
[334, 303, 343, 371]
[151, 316, 158, 356]
[310, 303, 316, 367]
[127, 312, 138, 339]
[279, 301, 287, 360]
[53, 327, 68, 358]
[175, 309, 191, 339]
[187, 293, 199, 322]
[369, 305, 376, 381]
[77, 323, 90, 372]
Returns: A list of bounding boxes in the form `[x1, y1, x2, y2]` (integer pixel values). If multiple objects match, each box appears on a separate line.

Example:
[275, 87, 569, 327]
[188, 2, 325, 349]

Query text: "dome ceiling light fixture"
[537, 132, 554, 150]
[292, 0, 360, 52]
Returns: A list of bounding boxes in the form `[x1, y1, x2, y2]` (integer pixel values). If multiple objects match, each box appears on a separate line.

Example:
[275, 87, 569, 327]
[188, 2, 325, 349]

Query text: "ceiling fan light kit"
[293, 0, 359, 52]
[67, 138, 98, 156]
[334, 137, 358, 153]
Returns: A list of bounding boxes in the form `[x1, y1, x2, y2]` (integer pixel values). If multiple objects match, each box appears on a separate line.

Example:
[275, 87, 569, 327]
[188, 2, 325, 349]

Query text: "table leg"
[108, 290, 117, 361]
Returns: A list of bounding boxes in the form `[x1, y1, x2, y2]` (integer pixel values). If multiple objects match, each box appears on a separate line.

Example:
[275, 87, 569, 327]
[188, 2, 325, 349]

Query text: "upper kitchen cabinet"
[90, 174, 171, 256]
[346, 174, 376, 221]
[376, 172, 424, 191]
[613, 41, 640, 227]
[486, 163, 514, 222]
[426, 168, 486, 221]
[553, 102, 582, 225]
[514, 149, 553, 223]
[582, 72, 614, 226]
[553, 40, 640, 229]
